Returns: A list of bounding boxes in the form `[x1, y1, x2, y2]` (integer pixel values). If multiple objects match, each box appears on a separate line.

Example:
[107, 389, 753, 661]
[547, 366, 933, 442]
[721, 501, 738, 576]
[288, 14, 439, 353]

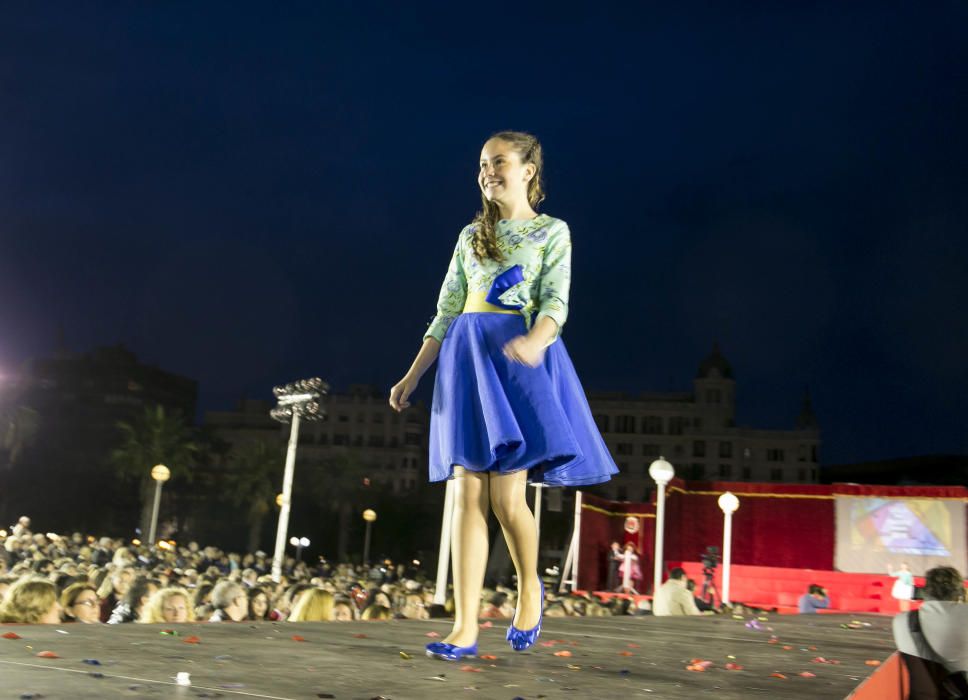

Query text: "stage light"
[270, 376, 329, 582]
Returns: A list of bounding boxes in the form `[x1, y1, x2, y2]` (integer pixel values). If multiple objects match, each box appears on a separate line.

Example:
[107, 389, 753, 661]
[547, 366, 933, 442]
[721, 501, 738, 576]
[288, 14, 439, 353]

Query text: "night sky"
[1, 2, 966, 467]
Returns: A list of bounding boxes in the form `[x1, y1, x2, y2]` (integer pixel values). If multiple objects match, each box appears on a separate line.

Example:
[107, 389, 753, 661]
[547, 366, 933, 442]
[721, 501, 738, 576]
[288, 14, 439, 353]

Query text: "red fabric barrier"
[845, 651, 908, 699]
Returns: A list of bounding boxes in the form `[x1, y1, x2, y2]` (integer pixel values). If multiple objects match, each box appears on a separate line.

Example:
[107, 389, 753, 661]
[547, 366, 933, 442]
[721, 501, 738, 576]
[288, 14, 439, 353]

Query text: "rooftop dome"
[696, 343, 734, 379]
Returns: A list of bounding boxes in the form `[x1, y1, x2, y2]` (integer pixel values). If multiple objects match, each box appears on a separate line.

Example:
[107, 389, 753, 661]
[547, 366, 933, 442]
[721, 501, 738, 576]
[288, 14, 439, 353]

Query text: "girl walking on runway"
[389, 131, 617, 661]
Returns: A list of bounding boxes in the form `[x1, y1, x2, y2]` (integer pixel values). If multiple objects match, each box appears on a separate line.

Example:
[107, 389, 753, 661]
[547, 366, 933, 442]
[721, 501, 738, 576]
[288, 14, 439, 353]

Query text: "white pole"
[433, 478, 455, 605]
[622, 549, 632, 592]
[558, 490, 583, 592]
[533, 483, 544, 541]
[271, 412, 301, 583]
[148, 480, 163, 546]
[722, 511, 733, 606]
[653, 482, 667, 595]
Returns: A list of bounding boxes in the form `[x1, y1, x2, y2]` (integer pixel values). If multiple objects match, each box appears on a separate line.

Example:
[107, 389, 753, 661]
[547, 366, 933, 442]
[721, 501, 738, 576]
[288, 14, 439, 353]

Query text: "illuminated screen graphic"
[835, 497, 967, 575]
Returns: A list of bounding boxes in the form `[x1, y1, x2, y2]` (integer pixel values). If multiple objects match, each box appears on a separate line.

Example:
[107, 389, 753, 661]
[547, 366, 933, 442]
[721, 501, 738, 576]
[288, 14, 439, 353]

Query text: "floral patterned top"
[424, 213, 572, 344]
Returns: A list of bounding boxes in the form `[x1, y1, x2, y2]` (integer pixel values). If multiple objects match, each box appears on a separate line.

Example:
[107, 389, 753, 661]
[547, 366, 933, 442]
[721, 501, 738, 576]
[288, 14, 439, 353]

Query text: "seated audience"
[289, 589, 334, 622]
[653, 567, 702, 616]
[140, 587, 194, 623]
[209, 580, 248, 622]
[0, 577, 61, 624]
[60, 582, 101, 623]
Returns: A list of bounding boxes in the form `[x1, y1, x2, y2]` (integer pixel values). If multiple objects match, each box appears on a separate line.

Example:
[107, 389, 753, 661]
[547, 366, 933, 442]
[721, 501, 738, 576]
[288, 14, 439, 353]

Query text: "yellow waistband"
[463, 291, 519, 315]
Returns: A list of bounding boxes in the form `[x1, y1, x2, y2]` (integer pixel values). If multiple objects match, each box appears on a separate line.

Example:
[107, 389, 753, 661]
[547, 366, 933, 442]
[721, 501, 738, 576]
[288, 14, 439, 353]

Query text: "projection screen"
[834, 496, 967, 575]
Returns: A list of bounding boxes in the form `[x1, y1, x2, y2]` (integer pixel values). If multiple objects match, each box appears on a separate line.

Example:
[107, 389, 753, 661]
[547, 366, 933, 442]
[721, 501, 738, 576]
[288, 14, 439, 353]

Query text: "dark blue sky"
[1, 2, 966, 466]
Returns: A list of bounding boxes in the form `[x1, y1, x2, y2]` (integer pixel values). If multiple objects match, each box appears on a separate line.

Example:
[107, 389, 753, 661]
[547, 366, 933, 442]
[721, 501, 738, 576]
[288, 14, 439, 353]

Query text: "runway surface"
[0, 612, 896, 699]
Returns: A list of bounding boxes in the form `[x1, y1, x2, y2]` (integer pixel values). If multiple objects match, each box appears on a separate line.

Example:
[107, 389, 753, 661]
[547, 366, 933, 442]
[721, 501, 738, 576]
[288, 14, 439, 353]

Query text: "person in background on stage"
[606, 541, 623, 591]
[686, 578, 715, 612]
[389, 131, 618, 661]
[889, 562, 915, 612]
[653, 567, 703, 616]
[798, 583, 830, 614]
[893, 566, 968, 689]
[618, 542, 643, 594]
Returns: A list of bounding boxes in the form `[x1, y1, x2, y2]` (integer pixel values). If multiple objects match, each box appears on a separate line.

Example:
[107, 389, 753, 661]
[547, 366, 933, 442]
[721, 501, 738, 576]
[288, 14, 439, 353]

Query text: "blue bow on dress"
[486, 265, 527, 310]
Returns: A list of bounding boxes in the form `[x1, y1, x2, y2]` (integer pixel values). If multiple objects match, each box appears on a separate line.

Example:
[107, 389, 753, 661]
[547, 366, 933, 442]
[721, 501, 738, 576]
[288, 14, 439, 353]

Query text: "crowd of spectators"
[0, 516, 664, 627]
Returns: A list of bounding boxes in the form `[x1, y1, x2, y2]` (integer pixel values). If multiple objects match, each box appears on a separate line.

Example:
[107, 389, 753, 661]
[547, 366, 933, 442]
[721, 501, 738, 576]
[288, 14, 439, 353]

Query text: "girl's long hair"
[471, 131, 546, 263]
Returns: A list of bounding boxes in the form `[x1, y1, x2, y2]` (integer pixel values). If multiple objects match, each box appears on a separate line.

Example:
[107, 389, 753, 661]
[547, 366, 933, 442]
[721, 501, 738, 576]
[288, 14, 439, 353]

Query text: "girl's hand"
[502, 335, 546, 367]
[389, 374, 419, 411]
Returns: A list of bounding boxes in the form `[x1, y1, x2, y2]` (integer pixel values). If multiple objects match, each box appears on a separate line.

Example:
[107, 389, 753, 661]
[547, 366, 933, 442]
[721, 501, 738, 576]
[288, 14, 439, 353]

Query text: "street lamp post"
[362, 509, 377, 565]
[289, 536, 310, 562]
[717, 491, 740, 607]
[648, 457, 675, 596]
[270, 377, 328, 583]
[148, 464, 170, 547]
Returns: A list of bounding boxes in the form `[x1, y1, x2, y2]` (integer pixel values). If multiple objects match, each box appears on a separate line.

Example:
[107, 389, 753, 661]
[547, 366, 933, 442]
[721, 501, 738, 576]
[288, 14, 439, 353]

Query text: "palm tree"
[111, 405, 199, 538]
[225, 440, 282, 552]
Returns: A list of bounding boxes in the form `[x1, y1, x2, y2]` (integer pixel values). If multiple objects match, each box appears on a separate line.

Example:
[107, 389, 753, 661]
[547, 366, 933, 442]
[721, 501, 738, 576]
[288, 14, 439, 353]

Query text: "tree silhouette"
[111, 405, 199, 539]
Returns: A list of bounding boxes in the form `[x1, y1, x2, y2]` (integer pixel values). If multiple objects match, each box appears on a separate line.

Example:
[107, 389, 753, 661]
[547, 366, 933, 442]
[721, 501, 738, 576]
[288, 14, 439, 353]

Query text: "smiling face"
[478, 139, 536, 209]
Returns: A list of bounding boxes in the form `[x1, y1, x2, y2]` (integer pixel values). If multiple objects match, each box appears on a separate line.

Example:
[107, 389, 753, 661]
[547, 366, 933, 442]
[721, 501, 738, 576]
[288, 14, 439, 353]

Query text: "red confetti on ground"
[352, 633, 368, 638]
[725, 663, 744, 671]
[782, 645, 793, 651]
[479, 654, 497, 660]
[182, 636, 201, 644]
[291, 635, 306, 642]
[811, 656, 841, 665]
[619, 651, 634, 656]
[686, 659, 714, 672]
[2, 632, 22, 640]
[425, 632, 440, 638]
[770, 672, 788, 679]
[768, 638, 779, 644]
[686, 664, 707, 672]
[808, 646, 818, 651]
[554, 650, 573, 657]
[480, 621, 492, 629]
[460, 665, 482, 673]
[799, 671, 817, 678]
[36, 650, 60, 658]
[627, 643, 640, 648]
[865, 660, 882, 666]
[540, 641, 557, 647]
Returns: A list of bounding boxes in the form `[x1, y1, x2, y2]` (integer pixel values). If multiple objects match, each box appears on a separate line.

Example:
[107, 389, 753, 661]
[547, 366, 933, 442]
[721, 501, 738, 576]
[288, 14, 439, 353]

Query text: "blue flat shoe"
[425, 640, 479, 661]
[507, 579, 544, 652]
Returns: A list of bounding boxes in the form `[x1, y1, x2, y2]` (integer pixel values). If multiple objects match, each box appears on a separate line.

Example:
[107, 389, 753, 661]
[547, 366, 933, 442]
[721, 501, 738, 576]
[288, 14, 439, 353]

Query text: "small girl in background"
[889, 562, 915, 612]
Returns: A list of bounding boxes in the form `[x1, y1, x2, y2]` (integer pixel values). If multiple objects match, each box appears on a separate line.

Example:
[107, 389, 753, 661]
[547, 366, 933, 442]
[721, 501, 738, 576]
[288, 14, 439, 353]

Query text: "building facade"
[587, 345, 820, 502]
[205, 384, 429, 495]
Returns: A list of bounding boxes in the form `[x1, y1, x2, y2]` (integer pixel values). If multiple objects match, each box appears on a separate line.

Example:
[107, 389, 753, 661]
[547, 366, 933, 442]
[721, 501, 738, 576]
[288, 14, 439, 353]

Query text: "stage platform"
[1, 613, 896, 699]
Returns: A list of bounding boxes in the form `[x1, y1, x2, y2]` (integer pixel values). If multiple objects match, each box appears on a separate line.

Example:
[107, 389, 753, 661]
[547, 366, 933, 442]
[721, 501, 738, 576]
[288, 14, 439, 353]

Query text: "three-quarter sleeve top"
[423, 214, 572, 344]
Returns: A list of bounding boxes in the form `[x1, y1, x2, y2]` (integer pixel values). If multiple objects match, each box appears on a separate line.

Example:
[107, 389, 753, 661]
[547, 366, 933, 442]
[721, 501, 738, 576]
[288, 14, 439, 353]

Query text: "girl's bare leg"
[443, 466, 490, 647]
[489, 469, 542, 629]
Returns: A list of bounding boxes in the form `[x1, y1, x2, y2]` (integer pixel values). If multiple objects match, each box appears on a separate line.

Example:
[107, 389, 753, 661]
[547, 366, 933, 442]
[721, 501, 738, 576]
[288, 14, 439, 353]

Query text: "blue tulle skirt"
[428, 312, 619, 487]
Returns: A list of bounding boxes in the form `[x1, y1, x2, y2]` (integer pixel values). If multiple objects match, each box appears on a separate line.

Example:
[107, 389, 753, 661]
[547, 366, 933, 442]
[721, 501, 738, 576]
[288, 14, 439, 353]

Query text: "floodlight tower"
[270, 377, 328, 582]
